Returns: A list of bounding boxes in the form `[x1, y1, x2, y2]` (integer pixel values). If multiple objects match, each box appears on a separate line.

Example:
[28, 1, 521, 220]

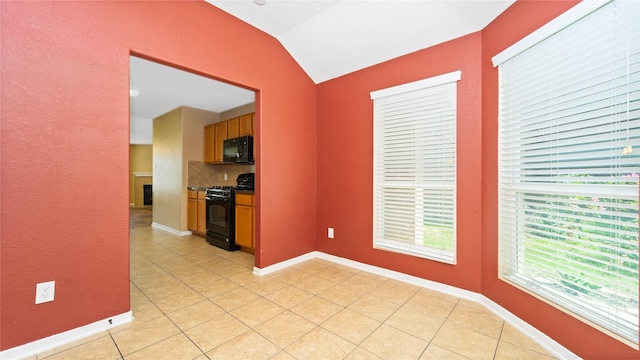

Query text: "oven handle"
[205, 196, 230, 201]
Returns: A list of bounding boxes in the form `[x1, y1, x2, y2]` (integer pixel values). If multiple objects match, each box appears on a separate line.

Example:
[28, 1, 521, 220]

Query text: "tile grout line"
[493, 321, 507, 360]
[128, 236, 235, 359]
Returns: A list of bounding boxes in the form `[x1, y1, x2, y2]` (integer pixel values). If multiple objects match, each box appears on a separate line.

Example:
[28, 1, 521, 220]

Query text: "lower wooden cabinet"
[235, 193, 255, 251]
[188, 190, 206, 236]
[197, 193, 206, 234]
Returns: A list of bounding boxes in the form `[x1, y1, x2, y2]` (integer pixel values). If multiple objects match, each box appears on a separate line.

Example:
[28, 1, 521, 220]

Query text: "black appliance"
[223, 135, 254, 164]
[205, 186, 239, 251]
[236, 173, 255, 191]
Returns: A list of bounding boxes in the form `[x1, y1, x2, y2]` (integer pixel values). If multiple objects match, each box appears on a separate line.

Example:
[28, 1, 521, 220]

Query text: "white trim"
[480, 298, 581, 360]
[0, 311, 133, 360]
[253, 251, 319, 276]
[151, 222, 192, 236]
[317, 252, 476, 301]
[254, 251, 579, 360]
[369, 70, 461, 100]
[131, 172, 152, 177]
[492, 0, 611, 66]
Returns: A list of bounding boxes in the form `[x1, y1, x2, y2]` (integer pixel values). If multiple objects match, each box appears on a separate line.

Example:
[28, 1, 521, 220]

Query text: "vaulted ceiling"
[206, 0, 516, 83]
[130, 0, 515, 144]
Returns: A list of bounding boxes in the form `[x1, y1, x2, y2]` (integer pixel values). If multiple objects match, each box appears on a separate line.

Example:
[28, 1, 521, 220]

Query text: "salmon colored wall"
[481, 1, 639, 358]
[318, 0, 639, 357]
[0, 1, 316, 350]
[316, 32, 484, 292]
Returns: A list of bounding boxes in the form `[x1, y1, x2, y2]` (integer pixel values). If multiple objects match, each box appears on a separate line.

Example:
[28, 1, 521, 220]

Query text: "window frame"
[493, 0, 640, 346]
[371, 71, 461, 264]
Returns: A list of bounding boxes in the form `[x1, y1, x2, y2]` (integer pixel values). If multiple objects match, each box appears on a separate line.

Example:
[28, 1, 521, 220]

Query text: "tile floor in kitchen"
[32, 224, 558, 359]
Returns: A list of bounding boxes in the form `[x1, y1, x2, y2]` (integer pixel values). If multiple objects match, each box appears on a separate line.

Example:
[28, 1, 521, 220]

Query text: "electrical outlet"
[35, 281, 55, 304]
[328, 227, 334, 239]
[224, 173, 228, 180]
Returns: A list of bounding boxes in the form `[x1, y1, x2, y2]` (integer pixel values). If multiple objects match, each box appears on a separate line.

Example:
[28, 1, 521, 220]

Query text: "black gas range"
[204, 173, 254, 251]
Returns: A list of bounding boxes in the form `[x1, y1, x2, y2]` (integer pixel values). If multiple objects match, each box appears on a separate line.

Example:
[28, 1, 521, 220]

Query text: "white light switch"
[328, 228, 334, 239]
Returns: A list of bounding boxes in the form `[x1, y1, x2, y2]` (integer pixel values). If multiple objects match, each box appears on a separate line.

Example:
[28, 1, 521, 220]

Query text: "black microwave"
[223, 135, 254, 164]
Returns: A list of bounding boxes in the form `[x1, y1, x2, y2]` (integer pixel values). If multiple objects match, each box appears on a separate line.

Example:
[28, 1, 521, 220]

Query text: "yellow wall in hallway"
[129, 144, 153, 204]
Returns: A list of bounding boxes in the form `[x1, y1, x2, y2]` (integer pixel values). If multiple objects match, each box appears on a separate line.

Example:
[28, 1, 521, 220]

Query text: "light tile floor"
[33, 226, 558, 359]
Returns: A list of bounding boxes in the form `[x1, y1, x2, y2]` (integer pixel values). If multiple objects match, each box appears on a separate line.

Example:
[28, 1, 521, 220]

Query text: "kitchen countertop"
[187, 186, 208, 191]
[188, 186, 254, 195]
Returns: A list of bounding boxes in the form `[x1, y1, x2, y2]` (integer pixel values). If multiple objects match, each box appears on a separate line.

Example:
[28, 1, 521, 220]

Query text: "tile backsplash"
[188, 161, 255, 188]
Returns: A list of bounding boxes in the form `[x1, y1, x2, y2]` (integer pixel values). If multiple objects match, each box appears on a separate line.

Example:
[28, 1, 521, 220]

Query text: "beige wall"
[180, 106, 217, 229]
[220, 102, 255, 122]
[152, 106, 217, 232]
[129, 144, 152, 204]
[153, 107, 183, 231]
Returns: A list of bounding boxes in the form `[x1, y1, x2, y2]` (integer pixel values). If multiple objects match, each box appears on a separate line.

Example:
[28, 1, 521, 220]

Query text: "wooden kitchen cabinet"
[238, 113, 253, 136]
[187, 190, 206, 236]
[227, 113, 252, 138]
[214, 121, 227, 163]
[235, 193, 255, 251]
[204, 113, 254, 164]
[187, 190, 198, 232]
[197, 191, 206, 234]
[204, 124, 215, 163]
[227, 117, 239, 139]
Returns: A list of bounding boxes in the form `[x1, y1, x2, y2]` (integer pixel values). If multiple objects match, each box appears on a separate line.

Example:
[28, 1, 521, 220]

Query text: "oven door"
[206, 196, 232, 237]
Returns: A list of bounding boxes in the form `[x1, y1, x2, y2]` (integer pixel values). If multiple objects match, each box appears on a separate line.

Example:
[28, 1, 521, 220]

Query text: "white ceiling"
[129, 56, 255, 144]
[206, 0, 516, 83]
[129, 0, 515, 144]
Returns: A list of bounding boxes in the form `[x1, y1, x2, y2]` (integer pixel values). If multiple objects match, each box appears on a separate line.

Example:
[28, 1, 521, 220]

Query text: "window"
[493, 0, 639, 344]
[371, 71, 460, 264]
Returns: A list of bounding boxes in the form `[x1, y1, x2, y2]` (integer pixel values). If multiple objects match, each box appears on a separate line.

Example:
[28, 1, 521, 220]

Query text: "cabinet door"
[227, 117, 239, 139]
[214, 121, 228, 163]
[197, 198, 206, 234]
[238, 114, 253, 136]
[235, 205, 253, 249]
[187, 198, 198, 231]
[204, 124, 215, 163]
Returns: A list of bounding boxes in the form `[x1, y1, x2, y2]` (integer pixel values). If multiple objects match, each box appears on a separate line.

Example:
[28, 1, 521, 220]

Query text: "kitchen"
[129, 55, 258, 254]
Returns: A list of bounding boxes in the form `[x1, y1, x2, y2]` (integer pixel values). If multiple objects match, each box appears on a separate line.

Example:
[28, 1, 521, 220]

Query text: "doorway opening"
[128, 53, 258, 256]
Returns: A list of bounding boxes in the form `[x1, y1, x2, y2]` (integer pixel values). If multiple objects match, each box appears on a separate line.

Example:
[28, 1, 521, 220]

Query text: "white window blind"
[494, 0, 640, 344]
[371, 71, 460, 264]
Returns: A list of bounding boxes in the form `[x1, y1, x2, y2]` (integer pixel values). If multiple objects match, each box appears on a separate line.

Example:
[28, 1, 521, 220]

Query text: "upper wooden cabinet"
[238, 113, 253, 137]
[204, 113, 254, 164]
[213, 121, 227, 163]
[227, 117, 239, 139]
[204, 124, 215, 163]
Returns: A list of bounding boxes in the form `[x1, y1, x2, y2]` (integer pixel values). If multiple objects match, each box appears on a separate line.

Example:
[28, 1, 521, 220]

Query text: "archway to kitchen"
[128, 54, 259, 290]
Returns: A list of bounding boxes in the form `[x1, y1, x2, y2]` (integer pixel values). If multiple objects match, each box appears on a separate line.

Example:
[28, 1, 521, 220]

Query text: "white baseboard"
[480, 297, 580, 360]
[151, 222, 192, 236]
[0, 311, 133, 360]
[255, 251, 579, 360]
[253, 251, 319, 276]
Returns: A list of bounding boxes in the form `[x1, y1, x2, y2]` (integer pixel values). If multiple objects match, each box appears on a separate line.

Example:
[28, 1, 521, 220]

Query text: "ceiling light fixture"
[129, 89, 140, 97]
[254, 0, 265, 5]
